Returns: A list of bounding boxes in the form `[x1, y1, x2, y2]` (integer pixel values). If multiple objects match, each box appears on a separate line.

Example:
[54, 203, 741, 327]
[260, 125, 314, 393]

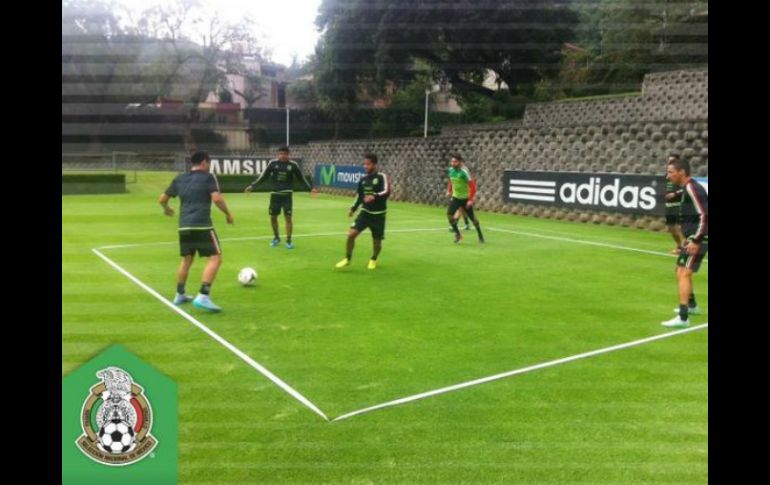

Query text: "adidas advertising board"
[503, 170, 667, 216]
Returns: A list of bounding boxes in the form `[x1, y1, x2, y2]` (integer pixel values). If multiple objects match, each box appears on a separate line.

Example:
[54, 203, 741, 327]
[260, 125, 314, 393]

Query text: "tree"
[314, 0, 579, 104]
[63, 0, 269, 151]
[229, 72, 265, 109]
[63, 0, 133, 151]
[561, 0, 708, 94]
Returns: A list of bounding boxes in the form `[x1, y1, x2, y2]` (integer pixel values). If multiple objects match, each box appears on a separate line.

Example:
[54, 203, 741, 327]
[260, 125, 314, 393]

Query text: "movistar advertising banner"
[314, 164, 366, 189]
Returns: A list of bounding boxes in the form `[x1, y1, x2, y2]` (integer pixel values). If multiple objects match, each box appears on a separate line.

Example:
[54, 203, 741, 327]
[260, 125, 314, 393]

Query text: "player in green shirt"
[446, 154, 484, 243]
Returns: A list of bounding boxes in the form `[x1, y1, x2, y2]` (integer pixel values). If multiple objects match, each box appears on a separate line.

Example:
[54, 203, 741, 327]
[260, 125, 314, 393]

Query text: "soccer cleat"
[673, 306, 701, 315]
[270, 238, 280, 247]
[286, 242, 295, 249]
[464, 224, 471, 231]
[172, 293, 193, 305]
[193, 294, 222, 312]
[661, 315, 690, 328]
[478, 236, 485, 244]
[335, 258, 350, 268]
[454, 233, 463, 244]
[367, 259, 377, 270]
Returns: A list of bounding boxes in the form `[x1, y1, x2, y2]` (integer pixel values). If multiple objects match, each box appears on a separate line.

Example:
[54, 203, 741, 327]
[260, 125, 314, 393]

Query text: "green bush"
[62, 174, 126, 195]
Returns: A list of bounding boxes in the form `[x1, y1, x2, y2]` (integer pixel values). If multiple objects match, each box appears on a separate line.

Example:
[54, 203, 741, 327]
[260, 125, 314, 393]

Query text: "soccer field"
[62, 172, 708, 484]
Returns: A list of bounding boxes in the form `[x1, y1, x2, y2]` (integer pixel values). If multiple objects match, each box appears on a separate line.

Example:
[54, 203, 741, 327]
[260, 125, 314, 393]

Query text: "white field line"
[333, 323, 708, 422]
[97, 225, 707, 266]
[488, 226, 708, 263]
[91, 248, 329, 421]
[95, 227, 447, 250]
[91, 223, 708, 422]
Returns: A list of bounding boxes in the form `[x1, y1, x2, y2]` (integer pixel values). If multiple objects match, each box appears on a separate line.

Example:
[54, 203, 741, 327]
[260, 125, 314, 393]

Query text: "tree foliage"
[314, 0, 579, 103]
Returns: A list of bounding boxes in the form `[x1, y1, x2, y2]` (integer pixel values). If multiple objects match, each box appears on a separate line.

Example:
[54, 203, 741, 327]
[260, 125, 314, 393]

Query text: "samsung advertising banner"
[314, 164, 367, 190]
[503, 170, 668, 216]
[190, 156, 303, 175]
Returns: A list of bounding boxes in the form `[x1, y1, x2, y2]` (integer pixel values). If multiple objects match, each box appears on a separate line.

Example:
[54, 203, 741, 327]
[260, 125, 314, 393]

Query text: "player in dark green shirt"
[244, 146, 316, 249]
[664, 154, 685, 254]
[160, 151, 234, 312]
[335, 153, 390, 270]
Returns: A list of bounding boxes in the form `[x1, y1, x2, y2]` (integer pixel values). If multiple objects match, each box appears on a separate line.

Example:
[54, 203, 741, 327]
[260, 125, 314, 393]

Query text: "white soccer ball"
[238, 267, 258, 285]
[99, 419, 135, 454]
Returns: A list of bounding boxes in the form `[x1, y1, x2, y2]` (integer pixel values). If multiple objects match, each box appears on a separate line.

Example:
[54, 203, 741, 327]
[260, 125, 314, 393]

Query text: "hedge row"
[62, 174, 126, 195]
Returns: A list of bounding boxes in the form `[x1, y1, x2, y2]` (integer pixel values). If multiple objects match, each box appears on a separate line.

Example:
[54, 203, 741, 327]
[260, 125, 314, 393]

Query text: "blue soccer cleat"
[193, 294, 222, 312]
[270, 238, 280, 247]
[286, 241, 295, 249]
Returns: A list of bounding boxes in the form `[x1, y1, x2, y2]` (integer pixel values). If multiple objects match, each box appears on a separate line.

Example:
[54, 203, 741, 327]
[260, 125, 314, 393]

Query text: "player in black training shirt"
[244, 146, 315, 249]
[664, 154, 686, 254]
[160, 151, 234, 312]
[661, 157, 708, 328]
[335, 154, 390, 270]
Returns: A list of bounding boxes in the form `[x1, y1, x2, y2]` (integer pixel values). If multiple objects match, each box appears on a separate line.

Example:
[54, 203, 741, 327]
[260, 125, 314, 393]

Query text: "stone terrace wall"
[291, 68, 708, 231]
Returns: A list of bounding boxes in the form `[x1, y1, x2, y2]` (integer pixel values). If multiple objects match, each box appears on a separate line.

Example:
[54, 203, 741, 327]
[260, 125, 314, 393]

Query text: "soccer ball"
[98, 419, 135, 454]
[238, 267, 258, 285]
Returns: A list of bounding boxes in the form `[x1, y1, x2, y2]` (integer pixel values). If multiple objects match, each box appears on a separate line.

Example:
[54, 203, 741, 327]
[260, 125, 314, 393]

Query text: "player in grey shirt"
[160, 151, 234, 312]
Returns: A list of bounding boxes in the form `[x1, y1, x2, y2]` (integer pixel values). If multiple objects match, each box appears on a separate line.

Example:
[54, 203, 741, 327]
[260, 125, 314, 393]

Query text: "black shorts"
[269, 193, 293, 216]
[447, 197, 475, 220]
[665, 204, 681, 225]
[677, 242, 708, 273]
[179, 229, 221, 257]
[352, 211, 386, 240]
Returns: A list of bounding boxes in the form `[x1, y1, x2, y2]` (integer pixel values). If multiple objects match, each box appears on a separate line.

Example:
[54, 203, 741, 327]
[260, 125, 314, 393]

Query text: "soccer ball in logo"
[98, 419, 135, 454]
[77, 366, 157, 465]
[238, 267, 258, 286]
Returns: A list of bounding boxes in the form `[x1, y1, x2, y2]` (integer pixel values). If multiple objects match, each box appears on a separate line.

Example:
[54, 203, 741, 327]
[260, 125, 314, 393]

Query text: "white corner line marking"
[91, 248, 329, 421]
[487, 226, 708, 263]
[333, 323, 708, 422]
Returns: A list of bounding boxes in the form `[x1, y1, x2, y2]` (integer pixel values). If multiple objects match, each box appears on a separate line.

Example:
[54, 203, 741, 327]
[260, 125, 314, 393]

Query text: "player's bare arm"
[159, 193, 174, 216]
[212, 192, 234, 225]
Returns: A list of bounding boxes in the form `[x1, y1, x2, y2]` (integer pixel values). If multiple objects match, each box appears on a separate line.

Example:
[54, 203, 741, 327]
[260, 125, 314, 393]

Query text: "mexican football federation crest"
[76, 367, 158, 466]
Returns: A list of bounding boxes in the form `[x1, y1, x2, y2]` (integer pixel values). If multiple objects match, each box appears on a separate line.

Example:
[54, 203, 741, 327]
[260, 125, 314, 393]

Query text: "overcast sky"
[114, 0, 323, 66]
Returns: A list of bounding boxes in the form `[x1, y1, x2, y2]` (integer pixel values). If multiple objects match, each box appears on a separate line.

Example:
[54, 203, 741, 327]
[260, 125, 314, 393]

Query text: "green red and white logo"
[76, 367, 158, 466]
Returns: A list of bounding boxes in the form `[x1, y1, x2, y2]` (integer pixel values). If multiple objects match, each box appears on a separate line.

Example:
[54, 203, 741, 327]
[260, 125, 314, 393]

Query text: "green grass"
[63, 172, 707, 484]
